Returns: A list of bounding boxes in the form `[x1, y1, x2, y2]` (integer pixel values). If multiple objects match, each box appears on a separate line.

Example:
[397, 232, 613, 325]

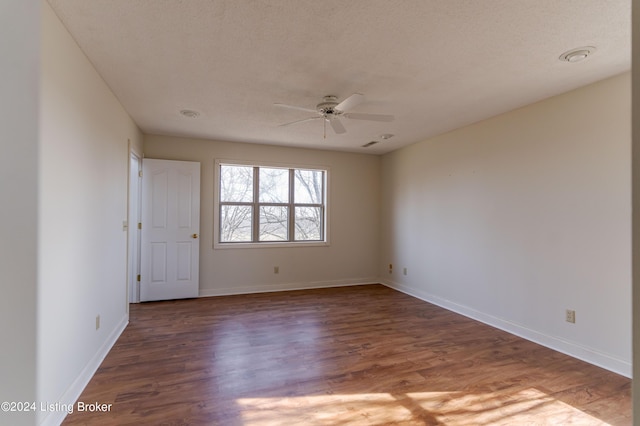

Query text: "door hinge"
[137, 274, 141, 282]
[138, 222, 142, 230]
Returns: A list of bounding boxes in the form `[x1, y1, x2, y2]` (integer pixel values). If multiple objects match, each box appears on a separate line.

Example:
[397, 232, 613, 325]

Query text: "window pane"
[220, 165, 253, 202]
[220, 205, 252, 242]
[294, 169, 323, 204]
[259, 206, 288, 241]
[259, 168, 289, 203]
[295, 206, 322, 240]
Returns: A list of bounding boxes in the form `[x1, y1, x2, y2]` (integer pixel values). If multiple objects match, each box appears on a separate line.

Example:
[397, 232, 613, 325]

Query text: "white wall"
[144, 135, 380, 296]
[37, 3, 143, 425]
[381, 73, 631, 376]
[631, 0, 640, 417]
[0, 2, 40, 426]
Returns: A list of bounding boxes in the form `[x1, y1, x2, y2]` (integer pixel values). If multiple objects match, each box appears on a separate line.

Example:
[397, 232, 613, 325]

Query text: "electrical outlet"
[565, 309, 576, 324]
[274, 266, 279, 274]
[403, 267, 407, 276]
[96, 315, 101, 330]
[389, 264, 393, 274]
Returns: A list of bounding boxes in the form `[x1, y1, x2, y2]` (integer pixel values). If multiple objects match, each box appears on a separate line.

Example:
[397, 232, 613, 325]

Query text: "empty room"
[2, 1, 637, 425]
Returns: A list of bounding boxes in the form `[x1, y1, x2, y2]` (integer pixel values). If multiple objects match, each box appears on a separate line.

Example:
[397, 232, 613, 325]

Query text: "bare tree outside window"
[218, 163, 326, 244]
[260, 206, 288, 241]
[294, 169, 323, 240]
[259, 168, 289, 203]
[220, 165, 253, 242]
[295, 206, 321, 240]
[294, 169, 323, 204]
[221, 205, 252, 242]
[258, 168, 290, 241]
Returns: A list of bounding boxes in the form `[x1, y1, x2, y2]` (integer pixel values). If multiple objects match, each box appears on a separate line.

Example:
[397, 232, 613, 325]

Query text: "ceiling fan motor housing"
[317, 96, 340, 116]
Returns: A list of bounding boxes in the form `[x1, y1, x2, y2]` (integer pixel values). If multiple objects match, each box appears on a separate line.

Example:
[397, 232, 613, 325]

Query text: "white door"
[140, 159, 201, 301]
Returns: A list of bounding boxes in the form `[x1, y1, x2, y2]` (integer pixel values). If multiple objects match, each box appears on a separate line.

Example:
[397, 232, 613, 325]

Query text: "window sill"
[214, 240, 329, 250]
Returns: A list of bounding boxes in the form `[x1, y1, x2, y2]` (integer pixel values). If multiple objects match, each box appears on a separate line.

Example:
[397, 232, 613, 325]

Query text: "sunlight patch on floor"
[236, 388, 609, 425]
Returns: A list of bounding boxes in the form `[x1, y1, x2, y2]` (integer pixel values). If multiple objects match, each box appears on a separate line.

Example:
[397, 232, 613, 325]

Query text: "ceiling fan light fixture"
[559, 46, 596, 63]
[179, 109, 200, 119]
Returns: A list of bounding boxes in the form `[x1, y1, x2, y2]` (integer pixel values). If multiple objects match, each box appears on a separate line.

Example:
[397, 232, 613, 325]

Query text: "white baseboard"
[40, 315, 129, 426]
[199, 277, 379, 298]
[381, 279, 631, 378]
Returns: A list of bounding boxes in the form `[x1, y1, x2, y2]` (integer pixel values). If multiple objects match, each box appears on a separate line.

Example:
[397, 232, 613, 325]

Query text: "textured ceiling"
[48, 0, 630, 154]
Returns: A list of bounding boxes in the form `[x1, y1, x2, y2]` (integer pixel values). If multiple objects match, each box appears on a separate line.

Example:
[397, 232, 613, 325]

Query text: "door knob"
[192, 234, 199, 239]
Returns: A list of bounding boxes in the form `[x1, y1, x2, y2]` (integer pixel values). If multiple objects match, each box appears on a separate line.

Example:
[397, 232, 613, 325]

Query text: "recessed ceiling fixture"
[559, 46, 596, 63]
[179, 109, 200, 118]
[380, 133, 394, 140]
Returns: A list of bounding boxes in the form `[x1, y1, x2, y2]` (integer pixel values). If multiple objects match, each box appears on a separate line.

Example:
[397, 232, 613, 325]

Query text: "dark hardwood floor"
[63, 284, 631, 425]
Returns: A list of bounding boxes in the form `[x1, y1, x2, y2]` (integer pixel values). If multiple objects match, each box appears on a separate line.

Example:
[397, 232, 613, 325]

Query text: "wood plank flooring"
[63, 284, 631, 425]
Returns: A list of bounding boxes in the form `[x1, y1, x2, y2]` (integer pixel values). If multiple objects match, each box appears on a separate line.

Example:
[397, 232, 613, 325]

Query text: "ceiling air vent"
[362, 141, 378, 148]
[179, 109, 200, 118]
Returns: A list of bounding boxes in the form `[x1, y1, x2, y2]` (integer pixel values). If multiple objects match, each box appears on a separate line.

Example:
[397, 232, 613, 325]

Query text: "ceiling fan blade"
[335, 93, 364, 112]
[279, 116, 321, 127]
[343, 112, 395, 122]
[329, 117, 346, 134]
[274, 103, 318, 114]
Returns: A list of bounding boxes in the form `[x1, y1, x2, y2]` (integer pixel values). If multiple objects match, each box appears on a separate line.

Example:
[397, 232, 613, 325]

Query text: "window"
[218, 162, 327, 245]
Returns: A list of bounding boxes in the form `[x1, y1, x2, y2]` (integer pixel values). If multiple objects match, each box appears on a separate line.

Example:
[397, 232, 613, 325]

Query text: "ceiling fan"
[274, 93, 394, 138]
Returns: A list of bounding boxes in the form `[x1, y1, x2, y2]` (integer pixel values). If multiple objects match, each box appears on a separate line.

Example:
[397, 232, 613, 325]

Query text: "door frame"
[127, 150, 142, 304]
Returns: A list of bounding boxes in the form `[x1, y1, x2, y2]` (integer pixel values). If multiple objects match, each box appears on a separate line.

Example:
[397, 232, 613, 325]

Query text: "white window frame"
[214, 159, 330, 249]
